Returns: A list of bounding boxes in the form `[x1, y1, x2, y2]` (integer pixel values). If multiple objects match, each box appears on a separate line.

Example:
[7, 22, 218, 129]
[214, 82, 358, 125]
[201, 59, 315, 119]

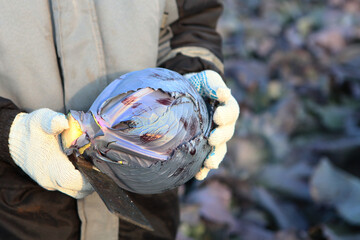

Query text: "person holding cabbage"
[0, 1, 239, 239]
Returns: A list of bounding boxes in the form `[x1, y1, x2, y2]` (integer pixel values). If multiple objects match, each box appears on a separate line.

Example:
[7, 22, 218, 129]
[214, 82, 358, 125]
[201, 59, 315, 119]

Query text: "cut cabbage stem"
[61, 113, 91, 154]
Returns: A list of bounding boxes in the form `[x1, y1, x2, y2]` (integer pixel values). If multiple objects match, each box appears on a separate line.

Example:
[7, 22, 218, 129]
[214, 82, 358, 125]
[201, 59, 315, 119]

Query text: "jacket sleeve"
[158, 0, 224, 76]
[0, 97, 22, 166]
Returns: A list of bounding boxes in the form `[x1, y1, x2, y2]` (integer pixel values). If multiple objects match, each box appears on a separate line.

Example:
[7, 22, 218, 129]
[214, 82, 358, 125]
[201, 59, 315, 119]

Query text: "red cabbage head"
[62, 68, 213, 194]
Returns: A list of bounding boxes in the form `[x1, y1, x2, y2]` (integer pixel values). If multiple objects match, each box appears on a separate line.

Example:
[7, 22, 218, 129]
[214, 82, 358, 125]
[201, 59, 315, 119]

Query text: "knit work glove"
[8, 108, 93, 199]
[184, 70, 240, 180]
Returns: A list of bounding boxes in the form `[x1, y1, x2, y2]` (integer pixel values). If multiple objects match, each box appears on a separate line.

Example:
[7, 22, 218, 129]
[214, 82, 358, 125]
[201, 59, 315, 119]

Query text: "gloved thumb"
[38, 109, 69, 135]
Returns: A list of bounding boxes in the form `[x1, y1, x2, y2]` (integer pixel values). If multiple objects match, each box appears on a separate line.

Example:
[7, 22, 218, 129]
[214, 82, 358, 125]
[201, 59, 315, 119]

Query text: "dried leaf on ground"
[310, 158, 360, 225]
[252, 187, 308, 230]
[186, 181, 235, 227]
[259, 162, 312, 200]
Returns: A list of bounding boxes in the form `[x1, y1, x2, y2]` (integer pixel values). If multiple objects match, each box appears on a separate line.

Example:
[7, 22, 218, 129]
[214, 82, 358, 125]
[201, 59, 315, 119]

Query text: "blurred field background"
[177, 0, 360, 239]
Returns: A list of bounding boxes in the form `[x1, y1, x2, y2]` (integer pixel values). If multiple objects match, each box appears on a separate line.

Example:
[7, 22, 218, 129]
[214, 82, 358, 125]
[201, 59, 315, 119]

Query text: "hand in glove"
[8, 108, 93, 199]
[184, 70, 240, 180]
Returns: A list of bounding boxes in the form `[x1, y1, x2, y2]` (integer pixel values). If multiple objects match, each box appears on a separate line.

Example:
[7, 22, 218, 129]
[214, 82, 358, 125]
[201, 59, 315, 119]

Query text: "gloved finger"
[39, 109, 69, 135]
[212, 87, 231, 103]
[51, 156, 93, 193]
[34, 171, 92, 199]
[208, 125, 235, 146]
[213, 96, 240, 126]
[56, 170, 92, 193]
[195, 167, 210, 181]
[194, 144, 227, 180]
[56, 187, 94, 199]
[203, 143, 227, 169]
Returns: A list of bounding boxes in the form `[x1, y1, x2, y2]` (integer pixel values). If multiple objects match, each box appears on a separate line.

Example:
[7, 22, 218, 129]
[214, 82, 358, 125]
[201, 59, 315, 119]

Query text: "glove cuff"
[8, 113, 29, 168]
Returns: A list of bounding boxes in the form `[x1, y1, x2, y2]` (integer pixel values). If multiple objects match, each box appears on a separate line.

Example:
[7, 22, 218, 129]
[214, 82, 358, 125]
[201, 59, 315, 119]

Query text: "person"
[0, 1, 238, 239]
